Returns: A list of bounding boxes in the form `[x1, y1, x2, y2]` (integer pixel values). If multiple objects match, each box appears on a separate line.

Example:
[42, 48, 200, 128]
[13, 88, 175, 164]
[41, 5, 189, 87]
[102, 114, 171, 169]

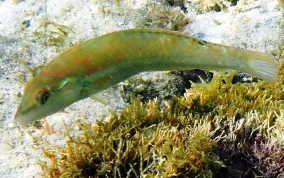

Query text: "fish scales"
[14, 29, 278, 125]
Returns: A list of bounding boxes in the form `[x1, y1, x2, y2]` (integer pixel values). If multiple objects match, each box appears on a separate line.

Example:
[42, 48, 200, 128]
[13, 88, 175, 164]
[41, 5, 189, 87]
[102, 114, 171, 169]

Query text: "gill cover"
[14, 77, 83, 125]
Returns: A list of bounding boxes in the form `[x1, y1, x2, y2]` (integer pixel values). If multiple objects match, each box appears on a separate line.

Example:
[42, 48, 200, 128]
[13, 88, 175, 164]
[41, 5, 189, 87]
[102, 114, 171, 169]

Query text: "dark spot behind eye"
[198, 40, 207, 46]
[36, 91, 50, 105]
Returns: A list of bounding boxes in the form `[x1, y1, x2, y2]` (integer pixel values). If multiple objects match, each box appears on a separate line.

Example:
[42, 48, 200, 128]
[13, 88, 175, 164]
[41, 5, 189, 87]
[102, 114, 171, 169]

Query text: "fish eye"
[36, 91, 50, 105]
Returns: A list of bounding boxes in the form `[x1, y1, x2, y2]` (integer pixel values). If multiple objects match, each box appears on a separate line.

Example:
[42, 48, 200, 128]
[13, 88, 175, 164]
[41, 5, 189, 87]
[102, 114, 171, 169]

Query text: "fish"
[14, 28, 278, 125]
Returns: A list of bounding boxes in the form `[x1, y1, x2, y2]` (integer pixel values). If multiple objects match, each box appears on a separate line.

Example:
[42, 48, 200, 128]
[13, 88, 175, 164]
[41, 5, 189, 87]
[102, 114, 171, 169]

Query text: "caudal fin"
[246, 52, 278, 83]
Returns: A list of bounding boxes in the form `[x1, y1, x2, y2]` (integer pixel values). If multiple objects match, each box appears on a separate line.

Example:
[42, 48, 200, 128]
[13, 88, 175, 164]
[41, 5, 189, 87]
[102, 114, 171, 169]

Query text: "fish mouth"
[14, 104, 38, 125]
[14, 111, 41, 126]
[14, 109, 27, 125]
[14, 114, 25, 125]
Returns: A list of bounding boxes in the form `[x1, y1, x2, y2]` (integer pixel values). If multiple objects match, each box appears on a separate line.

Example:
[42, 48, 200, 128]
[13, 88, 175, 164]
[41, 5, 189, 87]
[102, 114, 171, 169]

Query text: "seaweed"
[39, 97, 226, 177]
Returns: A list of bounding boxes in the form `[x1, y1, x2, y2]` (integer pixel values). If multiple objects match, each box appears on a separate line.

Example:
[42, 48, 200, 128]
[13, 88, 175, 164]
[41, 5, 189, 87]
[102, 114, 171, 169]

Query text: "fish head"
[14, 75, 82, 125]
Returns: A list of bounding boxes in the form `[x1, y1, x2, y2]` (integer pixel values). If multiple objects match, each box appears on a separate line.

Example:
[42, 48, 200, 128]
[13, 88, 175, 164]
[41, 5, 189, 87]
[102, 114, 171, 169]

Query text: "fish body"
[15, 29, 278, 125]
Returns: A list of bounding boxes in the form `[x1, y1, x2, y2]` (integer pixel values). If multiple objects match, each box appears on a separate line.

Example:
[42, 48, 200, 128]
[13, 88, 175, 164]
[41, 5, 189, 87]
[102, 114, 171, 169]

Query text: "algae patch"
[39, 98, 225, 177]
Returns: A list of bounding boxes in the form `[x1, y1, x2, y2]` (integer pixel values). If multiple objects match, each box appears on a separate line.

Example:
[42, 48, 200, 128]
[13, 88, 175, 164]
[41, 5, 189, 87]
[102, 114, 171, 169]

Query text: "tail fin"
[246, 52, 278, 83]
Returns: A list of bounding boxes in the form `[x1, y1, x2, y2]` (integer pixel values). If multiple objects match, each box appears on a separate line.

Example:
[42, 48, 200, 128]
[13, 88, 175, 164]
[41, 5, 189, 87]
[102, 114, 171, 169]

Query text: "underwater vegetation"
[39, 97, 226, 178]
[39, 41, 284, 177]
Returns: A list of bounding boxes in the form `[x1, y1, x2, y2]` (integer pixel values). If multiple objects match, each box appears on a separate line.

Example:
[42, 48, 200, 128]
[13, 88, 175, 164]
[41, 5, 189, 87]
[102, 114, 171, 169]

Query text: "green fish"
[14, 29, 278, 125]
